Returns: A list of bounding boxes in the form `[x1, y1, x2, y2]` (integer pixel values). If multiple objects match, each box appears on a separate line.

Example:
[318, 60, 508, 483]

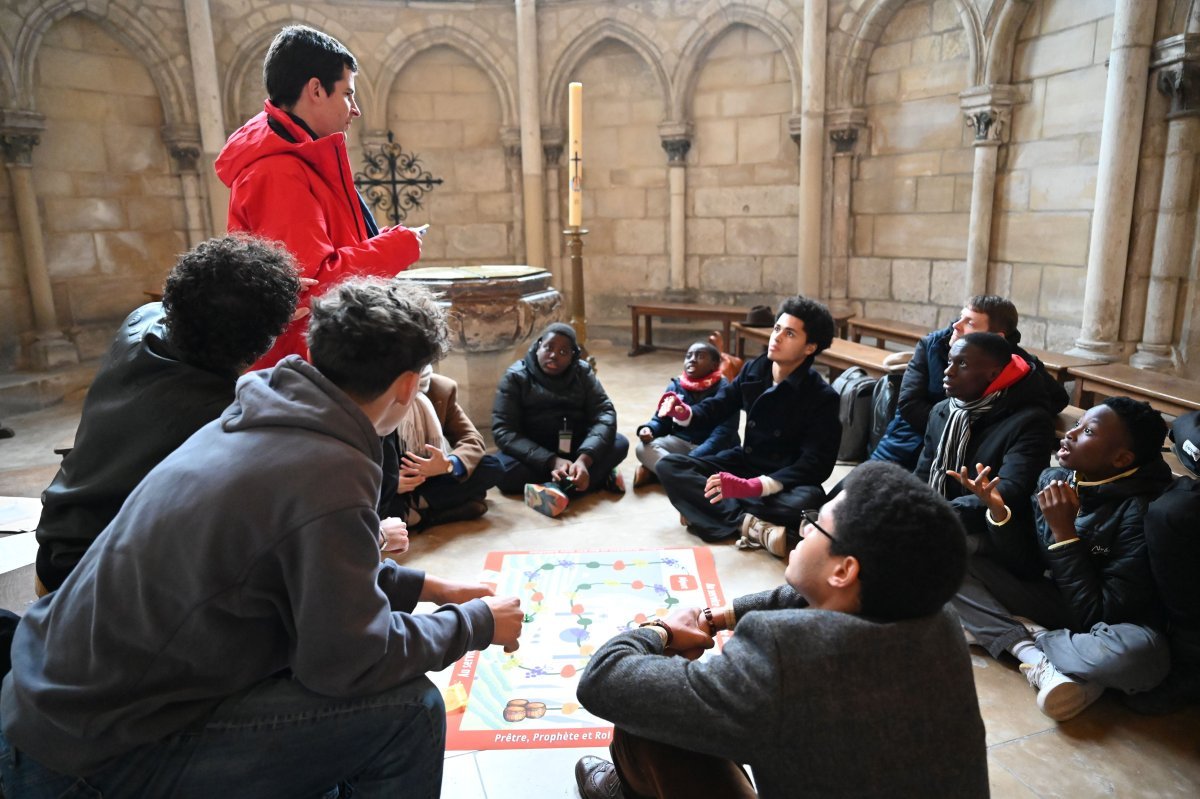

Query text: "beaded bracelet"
[701, 607, 717, 635]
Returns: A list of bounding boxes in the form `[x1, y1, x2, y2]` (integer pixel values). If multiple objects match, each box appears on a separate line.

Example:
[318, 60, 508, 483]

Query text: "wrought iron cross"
[353, 131, 443, 225]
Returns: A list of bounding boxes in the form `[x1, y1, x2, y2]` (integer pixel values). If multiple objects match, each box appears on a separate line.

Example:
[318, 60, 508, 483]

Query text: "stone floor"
[0, 339, 1197, 797]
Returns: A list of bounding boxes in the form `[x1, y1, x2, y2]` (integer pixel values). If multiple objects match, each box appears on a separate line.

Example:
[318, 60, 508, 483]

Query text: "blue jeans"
[0, 675, 445, 798]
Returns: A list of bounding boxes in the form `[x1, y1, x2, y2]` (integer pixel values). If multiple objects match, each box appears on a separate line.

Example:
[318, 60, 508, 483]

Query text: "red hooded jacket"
[215, 101, 421, 368]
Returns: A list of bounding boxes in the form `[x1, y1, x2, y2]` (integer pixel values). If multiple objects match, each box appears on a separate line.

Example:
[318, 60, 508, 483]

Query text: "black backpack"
[831, 367, 877, 463]
[869, 372, 902, 454]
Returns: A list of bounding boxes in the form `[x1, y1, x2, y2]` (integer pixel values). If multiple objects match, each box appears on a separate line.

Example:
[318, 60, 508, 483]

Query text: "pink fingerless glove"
[719, 473, 763, 499]
[656, 392, 692, 423]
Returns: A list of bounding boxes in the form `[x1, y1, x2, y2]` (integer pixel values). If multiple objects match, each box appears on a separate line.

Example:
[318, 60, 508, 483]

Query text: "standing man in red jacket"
[216, 25, 424, 369]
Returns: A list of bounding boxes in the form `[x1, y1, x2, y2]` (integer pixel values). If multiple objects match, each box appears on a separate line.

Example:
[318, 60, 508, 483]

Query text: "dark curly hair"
[264, 25, 358, 108]
[162, 235, 300, 375]
[308, 277, 450, 399]
[831, 461, 967, 621]
[968, 295, 1021, 344]
[1102, 396, 1168, 466]
[777, 295, 835, 360]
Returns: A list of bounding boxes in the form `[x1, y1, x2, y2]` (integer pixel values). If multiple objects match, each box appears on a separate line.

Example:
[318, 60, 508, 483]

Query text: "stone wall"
[848, 0, 972, 332]
[990, 0, 1113, 351]
[32, 16, 187, 355]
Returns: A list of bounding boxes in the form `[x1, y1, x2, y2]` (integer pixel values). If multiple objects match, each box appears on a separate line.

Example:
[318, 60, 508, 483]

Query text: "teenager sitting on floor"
[950, 397, 1173, 721]
[1126, 410, 1200, 713]
[655, 297, 841, 556]
[379, 365, 503, 536]
[633, 341, 739, 488]
[572, 462, 987, 799]
[492, 322, 629, 518]
[915, 331, 1059, 577]
[871, 295, 1067, 470]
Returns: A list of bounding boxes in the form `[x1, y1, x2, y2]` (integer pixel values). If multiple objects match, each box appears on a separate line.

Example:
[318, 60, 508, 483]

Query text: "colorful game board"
[445, 547, 728, 750]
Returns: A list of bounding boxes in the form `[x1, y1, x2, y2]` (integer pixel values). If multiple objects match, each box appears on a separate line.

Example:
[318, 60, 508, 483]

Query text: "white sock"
[1009, 638, 1044, 666]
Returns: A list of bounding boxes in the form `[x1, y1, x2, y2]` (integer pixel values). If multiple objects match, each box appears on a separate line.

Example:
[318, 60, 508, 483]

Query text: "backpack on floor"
[831, 366, 877, 463]
[868, 371, 902, 454]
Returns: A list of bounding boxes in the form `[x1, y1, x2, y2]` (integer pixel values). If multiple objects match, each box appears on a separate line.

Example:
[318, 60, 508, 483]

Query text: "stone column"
[1132, 37, 1200, 370]
[797, 0, 827, 299]
[960, 86, 1017, 298]
[183, 0, 228, 236]
[542, 127, 564, 287]
[1070, 0, 1158, 359]
[827, 114, 863, 302]
[515, 0, 546, 268]
[501, 127, 526, 263]
[163, 128, 207, 248]
[659, 122, 692, 295]
[1, 112, 78, 368]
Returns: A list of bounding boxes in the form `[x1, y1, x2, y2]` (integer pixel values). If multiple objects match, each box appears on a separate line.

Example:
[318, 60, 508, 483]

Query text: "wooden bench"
[628, 302, 750, 356]
[847, 316, 927, 349]
[1067, 363, 1200, 419]
[1023, 348, 1109, 386]
[733, 323, 907, 380]
[731, 321, 770, 359]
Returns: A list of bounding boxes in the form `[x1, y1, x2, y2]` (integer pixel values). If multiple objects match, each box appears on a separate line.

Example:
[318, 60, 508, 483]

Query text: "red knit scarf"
[679, 369, 722, 393]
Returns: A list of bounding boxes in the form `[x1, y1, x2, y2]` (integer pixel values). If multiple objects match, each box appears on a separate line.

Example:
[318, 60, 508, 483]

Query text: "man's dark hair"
[777, 295, 835, 358]
[958, 332, 1014, 368]
[1102, 396, 1167, 466]
[832, 461, 967, 621]
[967, 295, 1021, 344]
[308, 277, 450, 399]
[264, 25, 358, 108]
[162, 235, 300, 375]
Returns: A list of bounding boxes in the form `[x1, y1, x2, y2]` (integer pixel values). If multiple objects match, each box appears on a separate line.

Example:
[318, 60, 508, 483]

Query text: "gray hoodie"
[1, 357, 495, 776]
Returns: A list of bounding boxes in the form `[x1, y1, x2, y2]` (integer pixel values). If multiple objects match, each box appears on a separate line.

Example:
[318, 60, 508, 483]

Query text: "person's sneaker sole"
[525, 483, 569, 518]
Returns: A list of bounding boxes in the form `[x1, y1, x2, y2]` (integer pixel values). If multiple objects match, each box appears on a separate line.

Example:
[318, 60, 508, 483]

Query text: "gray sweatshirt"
[1, 357, 495, 776]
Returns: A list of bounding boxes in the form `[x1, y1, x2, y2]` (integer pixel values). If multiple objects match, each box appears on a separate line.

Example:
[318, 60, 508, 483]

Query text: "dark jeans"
[0, 676, 445, 799]
[495, 434, 630, 494]
[609, 727, 756, 799]
[656, 454, 824, 543]
[416, 454, 503, 511]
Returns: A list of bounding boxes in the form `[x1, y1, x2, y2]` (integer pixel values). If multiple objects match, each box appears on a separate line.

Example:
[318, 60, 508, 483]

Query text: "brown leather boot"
[575, 755, 626, 799]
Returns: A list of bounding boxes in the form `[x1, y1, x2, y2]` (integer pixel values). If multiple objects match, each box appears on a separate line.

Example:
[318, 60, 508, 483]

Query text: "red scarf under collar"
[679, 369, 722, 393]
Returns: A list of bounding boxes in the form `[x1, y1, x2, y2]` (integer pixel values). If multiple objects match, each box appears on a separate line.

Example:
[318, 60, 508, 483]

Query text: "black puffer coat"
[491, 343, 617, 472]
[1036, 462, 1172, 632]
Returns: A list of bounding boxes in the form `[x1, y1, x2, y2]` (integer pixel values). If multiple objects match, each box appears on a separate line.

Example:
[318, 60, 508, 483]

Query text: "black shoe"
[0, 425, 13, 439]
[422, 499, 488, 529]
[574, 755, 626, 799]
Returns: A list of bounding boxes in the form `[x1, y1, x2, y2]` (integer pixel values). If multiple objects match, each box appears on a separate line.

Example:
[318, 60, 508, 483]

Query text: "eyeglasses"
[798, 509, 835, 543]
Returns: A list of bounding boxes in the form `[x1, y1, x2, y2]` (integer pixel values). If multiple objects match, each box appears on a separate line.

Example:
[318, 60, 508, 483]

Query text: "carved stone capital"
[964, 108, 1009, 143]
[1, 132, 39, 166]
[543, 142, 563, 167]
[660, 137, 691, 164]
[500, 127, 522, 167]
[829, 127, 859, 154]
[1158, 62, 1200, 119]
[787, 115, 803, 145]
[168, 144, 202, 173]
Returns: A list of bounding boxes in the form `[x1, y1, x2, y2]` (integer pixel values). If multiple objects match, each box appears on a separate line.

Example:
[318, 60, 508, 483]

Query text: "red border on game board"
[445, 547, 727, 750]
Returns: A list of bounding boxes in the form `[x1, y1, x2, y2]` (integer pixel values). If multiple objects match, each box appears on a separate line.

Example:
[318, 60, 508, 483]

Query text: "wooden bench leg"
[721, 321, 731, 355]
[645, 315, 654, 351]
[629, 307, 641, 356]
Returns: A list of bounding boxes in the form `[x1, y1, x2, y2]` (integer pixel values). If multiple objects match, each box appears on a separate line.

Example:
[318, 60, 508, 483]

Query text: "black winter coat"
[1035, 463, 1172, 632]
[491, 345, 617, 472]
[916, 370, 1060, 574]
[686, 354, 841, 489]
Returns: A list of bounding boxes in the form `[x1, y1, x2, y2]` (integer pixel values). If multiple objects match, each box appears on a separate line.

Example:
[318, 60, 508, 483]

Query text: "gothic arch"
[12, 0, 192, 127]
[374, 27, 517, 133]
[672, 4, 802, 122]
[0, 38, 16, 108]
[982, 0, 1036, 85]
[831, 0, 984, 110]
[542, 20, 672, 123]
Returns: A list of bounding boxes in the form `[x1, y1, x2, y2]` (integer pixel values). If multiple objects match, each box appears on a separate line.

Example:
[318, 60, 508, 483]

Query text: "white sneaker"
[736, 514, 788, 557]
[1020, 657, 1105, 721]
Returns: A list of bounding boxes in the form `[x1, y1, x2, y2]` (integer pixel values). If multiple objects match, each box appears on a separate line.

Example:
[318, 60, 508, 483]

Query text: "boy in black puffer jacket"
[632, 341, 740, 488]
[950, 397, 1173, 722]
[492, 323, 629, 518]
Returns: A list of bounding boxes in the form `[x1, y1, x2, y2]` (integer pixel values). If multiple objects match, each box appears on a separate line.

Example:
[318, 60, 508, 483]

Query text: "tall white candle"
[568, 82, 583, 227]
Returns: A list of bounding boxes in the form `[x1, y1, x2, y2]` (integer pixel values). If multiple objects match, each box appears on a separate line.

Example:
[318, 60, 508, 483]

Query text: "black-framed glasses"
[799, 509, 835, 543]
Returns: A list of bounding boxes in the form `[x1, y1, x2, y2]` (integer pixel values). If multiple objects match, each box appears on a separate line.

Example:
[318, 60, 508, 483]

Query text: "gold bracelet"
[638, 620, 672, 646]
[986, 504, 1012, 527]
[1048, 537, 1081, 551]
[724, 606, 736, 630]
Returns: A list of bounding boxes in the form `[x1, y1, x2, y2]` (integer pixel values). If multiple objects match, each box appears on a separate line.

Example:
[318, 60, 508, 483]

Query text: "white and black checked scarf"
[928, 391, 1003, 496]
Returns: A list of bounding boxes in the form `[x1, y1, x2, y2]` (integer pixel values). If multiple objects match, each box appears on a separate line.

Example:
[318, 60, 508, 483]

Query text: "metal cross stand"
[354, 131, 443, 225]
